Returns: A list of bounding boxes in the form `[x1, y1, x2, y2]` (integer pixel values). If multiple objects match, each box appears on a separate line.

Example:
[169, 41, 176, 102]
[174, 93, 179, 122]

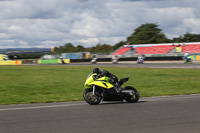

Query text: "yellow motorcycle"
[83, 72, 139, 105]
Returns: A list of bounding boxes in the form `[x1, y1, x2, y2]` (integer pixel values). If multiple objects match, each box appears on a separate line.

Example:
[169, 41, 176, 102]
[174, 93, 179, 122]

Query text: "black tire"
[124, 86, 140, 103]
[83, 88, 102, 105]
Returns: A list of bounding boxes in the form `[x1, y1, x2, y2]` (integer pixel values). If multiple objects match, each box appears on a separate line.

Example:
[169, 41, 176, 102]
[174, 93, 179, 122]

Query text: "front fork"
[92, 85, 103, 98]
[92, 85, 95, 95]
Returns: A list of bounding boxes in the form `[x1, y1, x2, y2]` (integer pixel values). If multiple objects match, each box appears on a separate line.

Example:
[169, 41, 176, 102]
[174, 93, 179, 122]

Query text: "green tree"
[127, 23, 170, 44]
[172, 33, 200, 43]
[113, 41, 126, 50]
[63, 43, 74, 48]
[75, 45, 85, 52]
[55, 43, 75, 53]
[84, 43, 113, 54]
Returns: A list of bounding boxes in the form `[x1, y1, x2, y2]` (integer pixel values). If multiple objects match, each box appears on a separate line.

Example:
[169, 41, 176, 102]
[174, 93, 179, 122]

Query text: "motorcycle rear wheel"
[124, 86, 139, 103]
[83, 88, 102, 105]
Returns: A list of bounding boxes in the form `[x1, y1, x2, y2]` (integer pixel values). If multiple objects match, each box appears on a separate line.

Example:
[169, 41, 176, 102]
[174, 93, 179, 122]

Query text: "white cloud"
[8, 25, 22, 31]
[0, 0, 200, 49]
[18, 40, 29, 47]
[79, 38, 100, 47]
[0, 33, 10, 39]
[183, 18, 200, 34]
[70, 14, 103, 37]
[0, 40, 15, 48]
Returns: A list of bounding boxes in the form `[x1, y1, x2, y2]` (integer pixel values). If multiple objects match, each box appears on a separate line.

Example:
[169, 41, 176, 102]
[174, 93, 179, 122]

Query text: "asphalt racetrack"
[0, 95, 200, 133]
[56, 60, 200, 69]
[1, 61, 200, 133]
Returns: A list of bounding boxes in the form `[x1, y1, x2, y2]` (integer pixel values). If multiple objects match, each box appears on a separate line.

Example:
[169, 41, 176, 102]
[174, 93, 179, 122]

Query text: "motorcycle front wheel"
[124, 86, 140, 103]
[83, 88, 102, 105]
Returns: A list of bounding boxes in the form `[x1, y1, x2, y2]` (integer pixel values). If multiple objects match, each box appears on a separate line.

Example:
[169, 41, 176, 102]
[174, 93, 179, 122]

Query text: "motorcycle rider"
[186, 54, 192, 63]
[183, 52, 192, 63]
[112, 55, 119, 63]
[137, 54, 145, 63]
[92, 68, 121, 93]
[91, 55, 97, 64]
[184, 52, 190, 58]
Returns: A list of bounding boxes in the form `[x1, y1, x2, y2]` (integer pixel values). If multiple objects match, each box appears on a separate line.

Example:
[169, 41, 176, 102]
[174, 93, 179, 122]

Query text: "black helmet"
[102, 69, 109, 76]
[92, 68, 101, 74]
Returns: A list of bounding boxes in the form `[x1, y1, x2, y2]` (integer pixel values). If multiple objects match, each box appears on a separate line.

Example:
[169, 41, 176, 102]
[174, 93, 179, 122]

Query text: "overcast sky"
[0, 0, 199, 49]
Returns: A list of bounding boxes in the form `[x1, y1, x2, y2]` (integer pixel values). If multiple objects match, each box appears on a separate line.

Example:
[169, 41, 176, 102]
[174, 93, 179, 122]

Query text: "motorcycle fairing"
[84, 73, 97, 88]
[84, 73, 114, 89]
[89, 80, 114, 89]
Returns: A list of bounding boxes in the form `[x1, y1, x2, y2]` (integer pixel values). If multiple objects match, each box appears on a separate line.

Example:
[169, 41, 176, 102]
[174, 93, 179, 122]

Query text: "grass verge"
[0, 65, 200, 105]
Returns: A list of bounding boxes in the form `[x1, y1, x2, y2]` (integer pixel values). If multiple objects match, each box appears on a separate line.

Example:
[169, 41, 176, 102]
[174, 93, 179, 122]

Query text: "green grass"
[0, 65, 200, 105]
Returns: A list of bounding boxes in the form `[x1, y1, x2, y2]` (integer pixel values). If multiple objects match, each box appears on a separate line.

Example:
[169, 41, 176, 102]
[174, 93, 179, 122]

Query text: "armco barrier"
[0, 60, 22, 65]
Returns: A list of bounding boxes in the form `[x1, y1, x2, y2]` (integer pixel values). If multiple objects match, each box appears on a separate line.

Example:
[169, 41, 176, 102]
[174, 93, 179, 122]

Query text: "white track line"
[0, 102, 85, 111]
[0, 94, 199, 111]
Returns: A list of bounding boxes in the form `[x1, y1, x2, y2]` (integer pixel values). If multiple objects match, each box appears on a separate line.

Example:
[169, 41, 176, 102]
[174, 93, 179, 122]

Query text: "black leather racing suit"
[100, 70, 121, 93]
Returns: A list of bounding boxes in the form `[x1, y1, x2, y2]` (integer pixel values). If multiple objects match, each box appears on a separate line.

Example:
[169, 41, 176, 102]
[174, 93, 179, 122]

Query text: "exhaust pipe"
[121, 90, 134, 95]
